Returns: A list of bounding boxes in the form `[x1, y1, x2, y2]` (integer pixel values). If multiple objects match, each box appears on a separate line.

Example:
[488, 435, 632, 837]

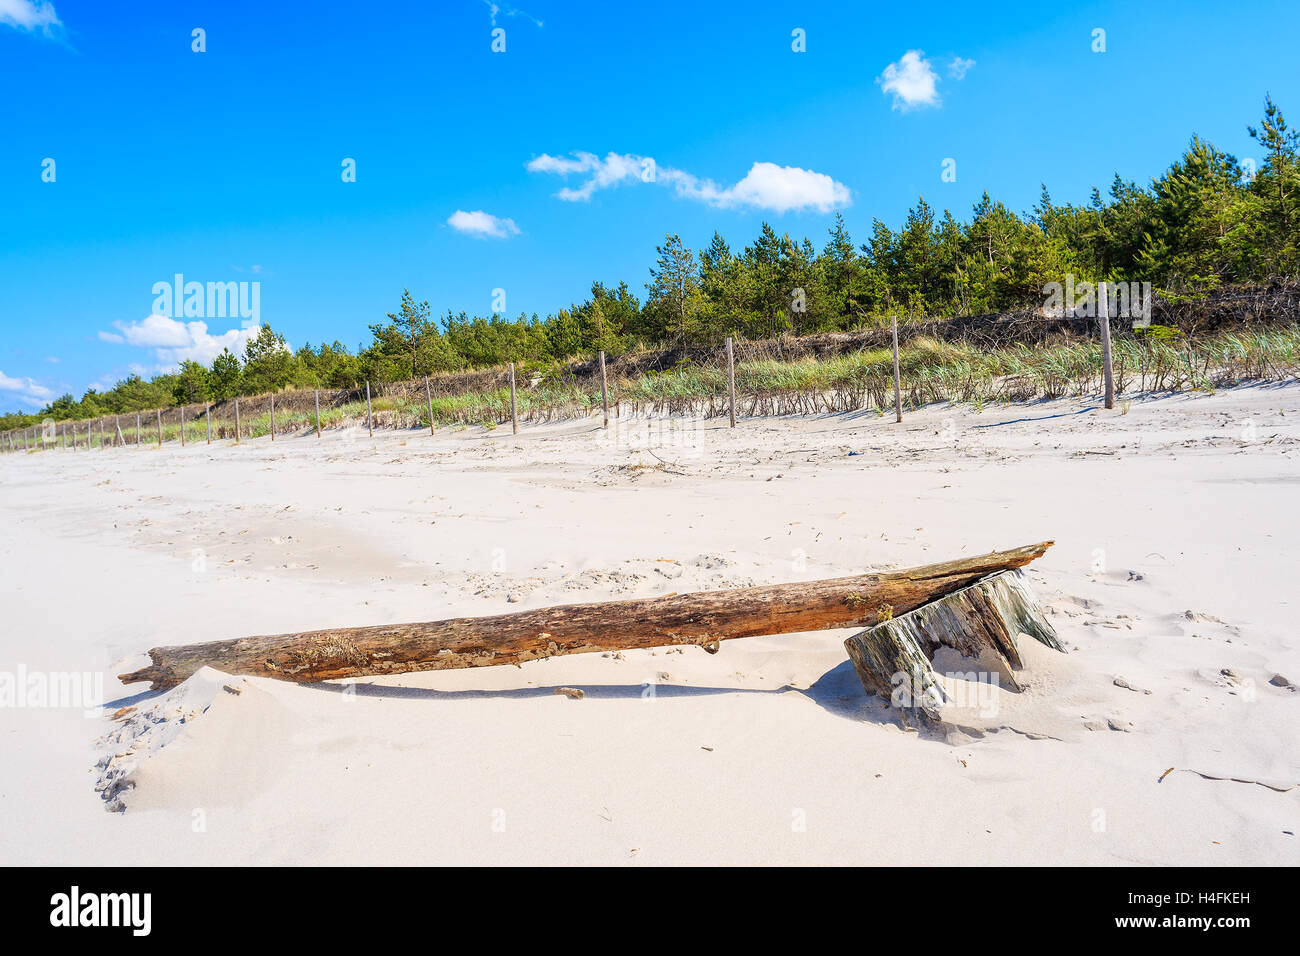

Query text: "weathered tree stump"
[843, 569, 1061, 722]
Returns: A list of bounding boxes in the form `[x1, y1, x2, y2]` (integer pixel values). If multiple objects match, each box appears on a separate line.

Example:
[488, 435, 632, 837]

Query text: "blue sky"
[2, 0, 1297, 409]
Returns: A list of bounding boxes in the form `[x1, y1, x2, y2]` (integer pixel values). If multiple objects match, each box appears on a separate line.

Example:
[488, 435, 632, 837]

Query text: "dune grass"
[22, 327, 1300, 449]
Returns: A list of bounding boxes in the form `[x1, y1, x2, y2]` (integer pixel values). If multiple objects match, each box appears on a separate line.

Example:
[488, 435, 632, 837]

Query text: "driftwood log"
[844, 569, 1062, 722]
[120, 541, 1053, 690]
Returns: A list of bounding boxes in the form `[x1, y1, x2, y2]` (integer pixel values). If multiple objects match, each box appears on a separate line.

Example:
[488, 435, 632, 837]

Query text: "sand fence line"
[5, 322, 1299, 455]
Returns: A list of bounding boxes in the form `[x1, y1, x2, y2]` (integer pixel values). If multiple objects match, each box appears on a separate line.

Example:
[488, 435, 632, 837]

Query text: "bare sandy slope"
[1, 385, 1297, 865]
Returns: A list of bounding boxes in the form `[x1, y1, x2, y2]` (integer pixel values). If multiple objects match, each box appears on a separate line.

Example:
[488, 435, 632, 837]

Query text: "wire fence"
[4, 315, 1299, 455]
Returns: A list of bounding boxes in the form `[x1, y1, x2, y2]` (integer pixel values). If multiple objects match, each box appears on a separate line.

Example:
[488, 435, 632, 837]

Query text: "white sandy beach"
[1, 386, 1297, 866]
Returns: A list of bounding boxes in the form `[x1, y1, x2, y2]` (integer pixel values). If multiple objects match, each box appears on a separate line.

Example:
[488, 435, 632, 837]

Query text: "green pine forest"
[6, 96, 1298, 431]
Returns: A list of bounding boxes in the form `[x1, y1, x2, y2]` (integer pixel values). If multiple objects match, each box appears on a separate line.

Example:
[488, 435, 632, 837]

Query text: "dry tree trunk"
[843, 569, 1062, 722]
[120, 542, 1053, 690]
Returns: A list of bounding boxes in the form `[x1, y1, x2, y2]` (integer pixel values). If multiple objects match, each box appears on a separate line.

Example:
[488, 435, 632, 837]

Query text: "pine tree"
[1247, 94, 1300, 275]
[646, 234, 700, 348]
[209, 349, 243, 400]
[821, 212, 859, 324]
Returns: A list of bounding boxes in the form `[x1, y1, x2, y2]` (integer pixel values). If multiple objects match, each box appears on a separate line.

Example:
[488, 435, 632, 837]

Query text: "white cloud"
[528, 153, 851, 214]
[88, 374, 119, 392]
[0, 0, 61, 33]
[525, 153, 596, 176]
[112, 313, 194, 348]
[527, 152, 648, 201]
[948, 56, 976, 80]
[681, 162, 851, 214]
[447, 209, 521, 239]
[878, 50, 940, 110]
[99, 315, 260, 368]
[0, 369, 54, 407]
[482, 1, 542, 28]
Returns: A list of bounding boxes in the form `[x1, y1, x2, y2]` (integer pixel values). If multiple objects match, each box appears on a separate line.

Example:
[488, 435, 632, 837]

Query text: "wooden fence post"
[598, 350, 609, 428]
[1099, 280, 1115, 409]
[315, 389, 322, 438]
[423, 378, 433, 437]
[891, 314, 903, 423]
[206, 402, 211, 444]
[726, 337, 737, 428]
[234, 398, 241, 444]
[269, 394, 276, 441]
[365, 381, 373, 437]
[135, 413, 141, 447]
[508, 362, 518, 435]
[178, 408, 185, 447]
[156, 408, 162, 447]
[100, 418, 106, 449]
[114, 415, 121, 447]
